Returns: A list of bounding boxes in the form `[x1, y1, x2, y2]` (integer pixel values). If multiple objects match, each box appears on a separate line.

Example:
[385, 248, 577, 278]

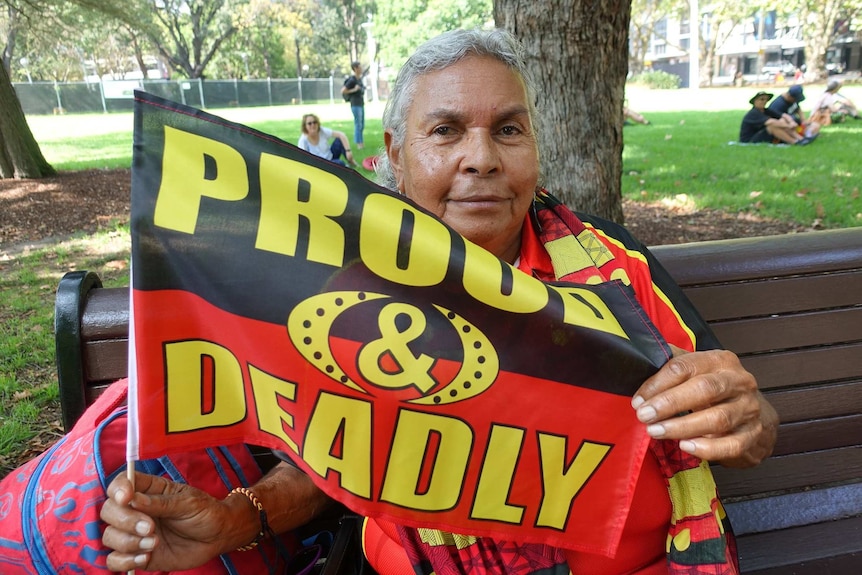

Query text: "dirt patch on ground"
[1, 169, 132, 251]
[0, 168, 809, 251]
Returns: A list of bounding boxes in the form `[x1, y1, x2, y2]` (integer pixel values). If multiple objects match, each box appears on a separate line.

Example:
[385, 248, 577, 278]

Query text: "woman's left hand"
[631, 346, 779, 468]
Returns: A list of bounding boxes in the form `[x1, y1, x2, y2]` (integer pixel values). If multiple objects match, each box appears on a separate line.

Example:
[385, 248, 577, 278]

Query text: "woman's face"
[303, 116, 320, 135]
[386, 56, 539, 263]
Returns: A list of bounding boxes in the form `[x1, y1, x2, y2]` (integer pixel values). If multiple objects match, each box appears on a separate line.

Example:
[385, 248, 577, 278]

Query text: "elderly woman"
[100, 29, 776, 575]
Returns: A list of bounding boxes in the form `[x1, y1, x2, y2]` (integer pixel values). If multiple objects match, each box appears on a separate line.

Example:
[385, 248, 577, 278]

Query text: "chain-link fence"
[14, 77, 347, 115]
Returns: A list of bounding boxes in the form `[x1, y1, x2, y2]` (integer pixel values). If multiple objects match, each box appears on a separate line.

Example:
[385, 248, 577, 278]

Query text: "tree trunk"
[800, 0, 842, 81]
[495, 0, 630, 224]
[0, 61, 55, 179]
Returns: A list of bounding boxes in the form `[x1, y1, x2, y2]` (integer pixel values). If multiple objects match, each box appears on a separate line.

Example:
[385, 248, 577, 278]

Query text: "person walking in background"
[740, 91, 812, 146]
[341, 61, 366, 149]
[808, 80, 861, 125]
[768, 84, 820, 139]
[296, 113, 356, 167]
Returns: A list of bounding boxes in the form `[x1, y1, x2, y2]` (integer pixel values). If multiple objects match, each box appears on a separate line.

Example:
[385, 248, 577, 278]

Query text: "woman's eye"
[433, 126, 453, 136]
[500, 125, 522, 136]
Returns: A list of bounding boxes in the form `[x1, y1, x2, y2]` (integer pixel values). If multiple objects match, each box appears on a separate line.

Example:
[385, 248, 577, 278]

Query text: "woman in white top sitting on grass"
[297, 114, 357, 167]
[808, 80, 861, 124]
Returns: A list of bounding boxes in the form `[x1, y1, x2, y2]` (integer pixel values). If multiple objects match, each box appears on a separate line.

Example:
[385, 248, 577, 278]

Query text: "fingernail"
[135, 521, 151, 536]
[134, 554, 148, 566]
[139, 537, 155, 550]
[646, 424, 665, 438]
[114, 488, 126, 503]
[637, 405, 657, 423]
[679, 440, 696, 454]
[631, 395, 644, 409]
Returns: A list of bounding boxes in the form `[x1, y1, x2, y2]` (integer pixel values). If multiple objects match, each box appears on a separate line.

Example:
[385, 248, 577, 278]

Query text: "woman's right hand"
[100, 471, 256, 572]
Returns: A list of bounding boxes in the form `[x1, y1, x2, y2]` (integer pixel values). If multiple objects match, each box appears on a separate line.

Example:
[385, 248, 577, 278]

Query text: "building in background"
[640, 10, 860, 87]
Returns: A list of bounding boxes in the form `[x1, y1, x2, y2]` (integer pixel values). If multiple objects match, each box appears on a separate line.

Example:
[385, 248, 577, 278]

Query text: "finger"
[630, 344, 689, 409]
[107, 470, 166, 505]
[633, 351, 697, 405]
[100, 496, 156, 539]
[674, 421, 763, 463]
[102, 524, 158, 555]
[105, 473, 134, 504]
[644, 396, 757, 441]
[101, 473, 161, 536]
[105, 549, 151, 573]
[635, 371, 726, 425]
[634, 350, 752, 420]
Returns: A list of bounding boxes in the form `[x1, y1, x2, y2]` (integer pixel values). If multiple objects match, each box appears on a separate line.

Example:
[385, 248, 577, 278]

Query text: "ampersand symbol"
[357, 302, 437, 393]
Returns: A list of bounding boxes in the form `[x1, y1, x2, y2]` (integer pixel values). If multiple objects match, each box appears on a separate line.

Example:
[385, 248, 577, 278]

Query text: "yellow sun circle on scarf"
[672, 529, 692, 551]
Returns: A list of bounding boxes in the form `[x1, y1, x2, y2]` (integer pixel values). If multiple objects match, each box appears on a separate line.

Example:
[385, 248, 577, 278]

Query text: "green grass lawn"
[25, 101, 387, 174]
[622, 110, 862, 228]
[27, 85, 862, 228]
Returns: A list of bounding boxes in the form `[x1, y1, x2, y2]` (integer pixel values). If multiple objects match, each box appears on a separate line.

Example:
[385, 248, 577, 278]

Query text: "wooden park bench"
[54, 227, 862, 574]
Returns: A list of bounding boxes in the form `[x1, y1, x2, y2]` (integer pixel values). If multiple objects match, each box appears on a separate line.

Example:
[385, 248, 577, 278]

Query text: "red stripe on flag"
[132, 288, 650, 555]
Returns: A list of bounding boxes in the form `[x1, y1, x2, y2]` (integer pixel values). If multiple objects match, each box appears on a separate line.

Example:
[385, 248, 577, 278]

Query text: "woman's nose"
[462, 131, 501, 175]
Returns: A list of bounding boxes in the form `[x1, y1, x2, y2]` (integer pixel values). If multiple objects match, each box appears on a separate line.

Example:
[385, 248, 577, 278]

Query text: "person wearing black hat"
[768, 84, 821, 139]
[740, 91, 812, 145]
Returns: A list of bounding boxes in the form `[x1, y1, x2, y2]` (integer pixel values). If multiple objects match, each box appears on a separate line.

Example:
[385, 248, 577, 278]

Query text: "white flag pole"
[125, 268, 139, 575]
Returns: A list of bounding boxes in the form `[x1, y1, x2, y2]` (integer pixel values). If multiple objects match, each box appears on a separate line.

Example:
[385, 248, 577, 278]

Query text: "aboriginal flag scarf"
[378, 190, 739, 575]
[532, 189, 739, 574]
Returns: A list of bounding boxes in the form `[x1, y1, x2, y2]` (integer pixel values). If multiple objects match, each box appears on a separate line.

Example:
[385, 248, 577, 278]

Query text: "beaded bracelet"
[229, 486, 268, 551]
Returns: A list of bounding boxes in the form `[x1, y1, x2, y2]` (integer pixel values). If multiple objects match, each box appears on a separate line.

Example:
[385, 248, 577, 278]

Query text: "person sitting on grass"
[767, 84, 820, 139]
[808, 80, 861, 125]
[739, 91, 813, 146]
[297, 113, 357, 167]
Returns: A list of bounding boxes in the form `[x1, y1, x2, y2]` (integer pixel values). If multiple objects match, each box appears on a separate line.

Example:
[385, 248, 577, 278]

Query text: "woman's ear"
[384, 130, 405, 193]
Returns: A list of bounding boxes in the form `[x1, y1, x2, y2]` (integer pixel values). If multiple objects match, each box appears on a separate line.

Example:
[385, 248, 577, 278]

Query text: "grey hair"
[375, 28, 539, 191]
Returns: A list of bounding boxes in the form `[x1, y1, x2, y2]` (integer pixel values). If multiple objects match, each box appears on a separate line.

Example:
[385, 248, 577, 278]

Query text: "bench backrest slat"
[741, 345, 862, 390]
[734, 513, 862, 573]
[772, 414, 862, 455]
[712, 446, 862, 498]
[767, 381, 862, 422]
[710, 308, 862, 354]
[79, 287, 130, 339]
[651, 227, 862, 285]
[682, 271, 862, 320]
[83, 339, 128, 382]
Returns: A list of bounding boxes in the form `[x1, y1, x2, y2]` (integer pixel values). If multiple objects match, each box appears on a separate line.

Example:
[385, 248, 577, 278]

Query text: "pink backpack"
[0, 379, 299, 574]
